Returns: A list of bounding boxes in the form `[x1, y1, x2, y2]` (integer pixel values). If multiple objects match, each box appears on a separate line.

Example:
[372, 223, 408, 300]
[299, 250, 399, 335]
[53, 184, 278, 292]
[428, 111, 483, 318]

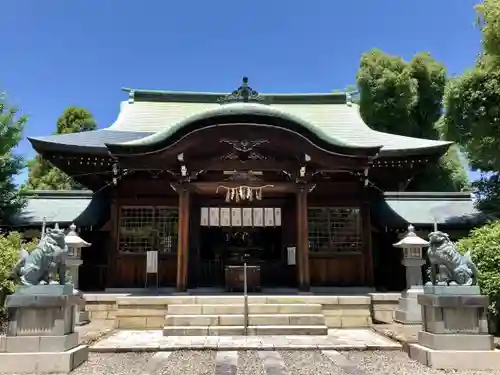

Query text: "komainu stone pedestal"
[395, 287, 423, 324]
[0, 285, 89, 374]
[409, 286, 500, 370]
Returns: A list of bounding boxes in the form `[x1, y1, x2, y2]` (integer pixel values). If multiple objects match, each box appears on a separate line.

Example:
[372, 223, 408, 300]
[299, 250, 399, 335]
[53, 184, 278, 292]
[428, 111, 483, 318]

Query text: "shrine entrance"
[194, 205, 294, 290]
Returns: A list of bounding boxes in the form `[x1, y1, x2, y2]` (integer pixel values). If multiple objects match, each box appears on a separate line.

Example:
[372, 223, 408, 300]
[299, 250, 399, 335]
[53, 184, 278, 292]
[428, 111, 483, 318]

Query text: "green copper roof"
[29, 85, 452, 158]
[105, 102, 381, 157]
[7, 190, 109, 227]
[7, 190, 485, 230]
[373, 192, 490, 227]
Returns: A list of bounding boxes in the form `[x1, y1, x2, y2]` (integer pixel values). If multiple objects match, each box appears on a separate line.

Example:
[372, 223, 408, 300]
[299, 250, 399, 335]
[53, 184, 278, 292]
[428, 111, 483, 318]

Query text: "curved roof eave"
[105, 103, 383, 158]
[378, 141, 452, 158]
[28, 136, 109, 155]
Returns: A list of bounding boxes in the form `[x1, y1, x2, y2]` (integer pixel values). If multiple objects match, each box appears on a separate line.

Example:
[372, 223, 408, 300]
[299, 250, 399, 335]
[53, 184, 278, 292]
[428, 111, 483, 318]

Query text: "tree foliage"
[0, 232, 39, 319]
[356, 49, 469, 192]
[441, 0, 500, 214]
[25, 106, 97, 190]
[455, 221, 500, 322]
[0, 93, 27, 223]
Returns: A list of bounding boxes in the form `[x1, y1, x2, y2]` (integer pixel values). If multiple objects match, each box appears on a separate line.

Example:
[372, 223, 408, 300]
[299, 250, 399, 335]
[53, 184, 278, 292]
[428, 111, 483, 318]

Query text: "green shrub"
[0, 232, 39, 321]
[455, 221, 500, 322]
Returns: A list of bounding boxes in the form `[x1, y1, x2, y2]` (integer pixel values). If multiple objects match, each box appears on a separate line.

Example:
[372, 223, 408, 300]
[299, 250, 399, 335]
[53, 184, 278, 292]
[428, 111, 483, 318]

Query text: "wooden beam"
[189, 181, 314, 195]
[362, 203, 374, 286]
[188, 157, 300, 172]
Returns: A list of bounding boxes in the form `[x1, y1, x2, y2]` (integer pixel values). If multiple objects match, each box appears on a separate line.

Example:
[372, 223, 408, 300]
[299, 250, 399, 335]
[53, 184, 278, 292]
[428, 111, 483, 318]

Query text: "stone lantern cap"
[393, 224, 429, 248]
[64, 223, 91, 247]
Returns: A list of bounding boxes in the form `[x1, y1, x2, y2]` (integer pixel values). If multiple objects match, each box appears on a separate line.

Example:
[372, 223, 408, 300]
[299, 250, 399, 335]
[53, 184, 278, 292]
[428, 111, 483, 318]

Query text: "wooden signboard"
[145, 250, 159, 289]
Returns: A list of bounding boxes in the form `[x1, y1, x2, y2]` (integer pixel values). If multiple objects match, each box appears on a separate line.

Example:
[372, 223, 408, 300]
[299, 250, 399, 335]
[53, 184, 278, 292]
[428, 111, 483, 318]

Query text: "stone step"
[163, 325, 328, 336]
[164, 313, 326, 326]
[167, 303, 323, 315]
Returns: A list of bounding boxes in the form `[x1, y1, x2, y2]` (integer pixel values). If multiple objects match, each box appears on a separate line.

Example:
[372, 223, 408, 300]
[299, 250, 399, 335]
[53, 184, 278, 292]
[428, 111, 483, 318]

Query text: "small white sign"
[220, 207, 231, 227]
[287, 246, 296, 266]
[231, 207, 242, 226]
[242, 208, 253, 227]
[264, 207, 275, 227]
[253, 208, 264, 227]
[274, 208, 282, 227]
[146, 251, 158, 273]
[200, 207, 209, 226]
[209, 207, 220, 226]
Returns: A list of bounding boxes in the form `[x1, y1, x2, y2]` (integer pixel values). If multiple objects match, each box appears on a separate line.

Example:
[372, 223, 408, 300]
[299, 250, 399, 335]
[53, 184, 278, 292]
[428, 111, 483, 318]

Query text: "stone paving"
[90, 328, 402, 352]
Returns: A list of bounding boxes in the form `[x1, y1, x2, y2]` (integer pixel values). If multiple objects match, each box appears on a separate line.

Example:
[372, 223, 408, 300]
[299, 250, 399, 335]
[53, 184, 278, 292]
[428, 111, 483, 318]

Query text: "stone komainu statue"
[426, 231, 478, 286]
[11, 227, 68, 286]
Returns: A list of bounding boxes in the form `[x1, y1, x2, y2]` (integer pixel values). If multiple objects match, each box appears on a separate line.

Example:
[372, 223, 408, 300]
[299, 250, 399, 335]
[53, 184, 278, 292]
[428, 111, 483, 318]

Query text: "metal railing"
[243, 254, 249, 336]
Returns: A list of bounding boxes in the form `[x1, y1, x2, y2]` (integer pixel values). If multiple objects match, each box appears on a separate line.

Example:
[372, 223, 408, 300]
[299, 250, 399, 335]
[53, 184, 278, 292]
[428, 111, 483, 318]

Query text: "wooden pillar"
[176, 187, 190, 292]
[106, 200, 119, 289]
[296, 186, 310, 291]
[362, 203, 374, 286]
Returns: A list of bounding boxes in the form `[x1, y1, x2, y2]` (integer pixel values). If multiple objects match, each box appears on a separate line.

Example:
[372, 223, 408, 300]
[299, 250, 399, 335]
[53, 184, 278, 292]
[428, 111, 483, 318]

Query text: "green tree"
[356, 49, 469, 192]
[0, 93, 27, 223]
[455, 221, 500, 325]
[25, 106, 97, 190]
[0, 232, 39, 320]
[441, 0, 500, 214]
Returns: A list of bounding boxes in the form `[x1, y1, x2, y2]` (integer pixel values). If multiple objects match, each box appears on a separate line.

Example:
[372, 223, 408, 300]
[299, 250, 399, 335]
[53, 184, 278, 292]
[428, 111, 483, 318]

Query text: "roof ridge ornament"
[128, 90, 135, 104]
[218, 77, 265, 104]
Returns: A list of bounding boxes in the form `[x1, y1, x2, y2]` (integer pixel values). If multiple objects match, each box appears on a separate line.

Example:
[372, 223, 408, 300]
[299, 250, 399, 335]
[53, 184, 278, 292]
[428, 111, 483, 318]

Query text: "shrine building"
[10, 78, 486, 293]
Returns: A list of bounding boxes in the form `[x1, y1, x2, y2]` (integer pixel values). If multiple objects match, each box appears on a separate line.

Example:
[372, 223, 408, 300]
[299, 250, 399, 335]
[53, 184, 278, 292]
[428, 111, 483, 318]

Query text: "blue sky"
[1, 0, 482, 185]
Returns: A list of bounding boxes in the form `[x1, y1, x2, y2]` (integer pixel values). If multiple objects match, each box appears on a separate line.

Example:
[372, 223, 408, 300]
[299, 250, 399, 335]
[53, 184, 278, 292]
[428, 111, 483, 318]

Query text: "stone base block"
[418, 331, 494, 351]
[3, 332, 79, 353]
[418, 293, 490, 335]
[409, 343, 500, 370]
[6, 290, 83, 337]
[394, 308, 420, 324]
[394, 288, 423, 324]
[0, 344, 88, 374]
[76, 310, 90, 326]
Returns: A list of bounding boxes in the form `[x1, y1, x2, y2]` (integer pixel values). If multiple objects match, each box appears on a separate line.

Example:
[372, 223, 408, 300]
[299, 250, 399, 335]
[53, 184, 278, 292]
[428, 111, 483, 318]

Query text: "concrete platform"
[163, 324, 328, 336]
[409, 343, 500, 370]
[85, 293, 376, 330]
[90, 328, 402, 352]
[0, 344, 88, 374]
[163, 300, 329, 335]
[165, 313, 326, 326]
[165, 303, 323, 315]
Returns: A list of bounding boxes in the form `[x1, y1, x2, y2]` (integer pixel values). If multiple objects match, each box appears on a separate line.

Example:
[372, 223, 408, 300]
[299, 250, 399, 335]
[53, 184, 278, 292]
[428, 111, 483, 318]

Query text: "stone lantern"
[393, 224, 428, 324]
[65, 223, 91, 325]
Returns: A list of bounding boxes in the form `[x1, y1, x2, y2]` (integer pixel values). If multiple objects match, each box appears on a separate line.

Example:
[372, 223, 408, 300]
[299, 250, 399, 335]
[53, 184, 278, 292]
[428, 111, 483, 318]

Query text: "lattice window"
[118, 206, 179, 254]
[308, 207, 362, 253]
[156, 207, 179, 253]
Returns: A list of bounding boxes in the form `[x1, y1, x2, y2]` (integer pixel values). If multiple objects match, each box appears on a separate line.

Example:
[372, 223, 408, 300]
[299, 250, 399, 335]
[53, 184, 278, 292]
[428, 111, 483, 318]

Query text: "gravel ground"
[72, 352, 153, 375]
[238, 351, 265, 375]
[281, 350, 343, 375]
[342, 350, 500, 375]
[158, 350, 217, 375]
[7, 350, 500, 374]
